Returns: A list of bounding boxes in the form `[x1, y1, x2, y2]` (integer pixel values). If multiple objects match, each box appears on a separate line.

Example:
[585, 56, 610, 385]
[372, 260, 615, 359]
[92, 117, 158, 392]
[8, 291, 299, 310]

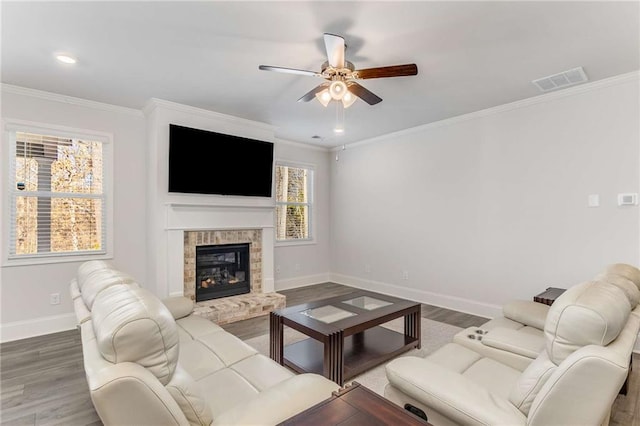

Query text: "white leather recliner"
[452, 263, 640, 371]
[384, 279, 640, 426]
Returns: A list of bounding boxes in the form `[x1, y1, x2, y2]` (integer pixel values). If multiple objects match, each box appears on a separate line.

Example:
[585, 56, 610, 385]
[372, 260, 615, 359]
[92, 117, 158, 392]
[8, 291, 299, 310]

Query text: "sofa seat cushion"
[427, 343, 520, 399]
[177, 315, 225, 338]
[230, 354, 295, 391]
[385, 355, 527, 426]
[195, 330, 258, 366]
[199, 367, 263, 418]
[179, 340, 227, 381]
[211, 373, 340, 426]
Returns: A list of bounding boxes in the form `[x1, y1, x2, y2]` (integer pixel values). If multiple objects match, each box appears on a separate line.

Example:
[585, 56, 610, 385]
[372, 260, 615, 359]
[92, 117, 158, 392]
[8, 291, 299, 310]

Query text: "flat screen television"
[168, 124, 274, 197]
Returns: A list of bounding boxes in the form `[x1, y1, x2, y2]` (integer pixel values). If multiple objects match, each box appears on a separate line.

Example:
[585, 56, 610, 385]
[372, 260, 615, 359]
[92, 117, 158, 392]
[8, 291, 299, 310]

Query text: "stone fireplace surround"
[184, 229, 285, 323]
[166, 203, 285, 324]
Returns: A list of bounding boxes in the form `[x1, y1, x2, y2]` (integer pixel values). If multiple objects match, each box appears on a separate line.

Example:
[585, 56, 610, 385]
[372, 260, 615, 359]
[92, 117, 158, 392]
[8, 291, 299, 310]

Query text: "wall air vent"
[532, 67, 588, 92]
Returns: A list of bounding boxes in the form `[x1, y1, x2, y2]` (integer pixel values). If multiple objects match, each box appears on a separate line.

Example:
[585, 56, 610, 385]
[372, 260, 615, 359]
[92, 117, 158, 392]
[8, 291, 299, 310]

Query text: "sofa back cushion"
[602, 263, 640, 291]
[595, 273, 640, 308]
[166, 365, 213, 425]
[544, 280, 630, 365]
[92, 284, 179, 385]
[77, 260, 114, 287]
[80, 268, 138, 310]
[508, 351, 556, 415]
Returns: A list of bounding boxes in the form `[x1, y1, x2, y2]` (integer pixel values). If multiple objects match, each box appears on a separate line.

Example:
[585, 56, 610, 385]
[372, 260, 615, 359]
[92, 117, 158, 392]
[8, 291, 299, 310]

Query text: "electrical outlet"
[364, 264, 371, 273]
[402, 271, 409, 280]
[50, 293, 60, 305]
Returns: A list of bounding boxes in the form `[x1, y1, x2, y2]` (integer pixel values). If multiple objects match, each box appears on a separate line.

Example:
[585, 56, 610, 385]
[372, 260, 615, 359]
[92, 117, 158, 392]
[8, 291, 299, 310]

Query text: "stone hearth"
[184, 229, 285, 324]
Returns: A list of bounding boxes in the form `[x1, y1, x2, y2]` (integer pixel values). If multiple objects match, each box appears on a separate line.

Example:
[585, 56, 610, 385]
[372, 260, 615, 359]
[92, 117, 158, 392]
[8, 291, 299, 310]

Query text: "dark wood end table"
[533, 287, 566, 305]
[278, 381, 432, 425]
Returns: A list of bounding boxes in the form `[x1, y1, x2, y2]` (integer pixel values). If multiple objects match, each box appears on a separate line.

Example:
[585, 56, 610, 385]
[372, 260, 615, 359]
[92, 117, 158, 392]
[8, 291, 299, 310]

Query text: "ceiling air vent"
[532, 67, 588, 92]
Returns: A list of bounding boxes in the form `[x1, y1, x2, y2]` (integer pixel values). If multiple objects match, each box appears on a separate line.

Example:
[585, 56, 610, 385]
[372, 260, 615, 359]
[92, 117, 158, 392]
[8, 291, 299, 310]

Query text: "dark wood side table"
[533, 287, 566, 305]
[278, 381, 432, 425]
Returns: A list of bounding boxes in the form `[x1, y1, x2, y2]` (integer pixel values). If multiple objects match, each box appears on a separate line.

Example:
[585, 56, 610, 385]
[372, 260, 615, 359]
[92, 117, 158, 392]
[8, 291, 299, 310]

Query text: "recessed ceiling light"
[56, 55, 77, 64]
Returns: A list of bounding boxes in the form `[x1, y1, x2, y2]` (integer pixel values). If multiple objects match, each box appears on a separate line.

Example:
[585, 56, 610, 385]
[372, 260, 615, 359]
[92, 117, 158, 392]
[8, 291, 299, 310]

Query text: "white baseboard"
[275, 273, 332, 291]
[330, 273, 501, 320]
[330, 273, 640, 354]
[0, 313, 77, 343]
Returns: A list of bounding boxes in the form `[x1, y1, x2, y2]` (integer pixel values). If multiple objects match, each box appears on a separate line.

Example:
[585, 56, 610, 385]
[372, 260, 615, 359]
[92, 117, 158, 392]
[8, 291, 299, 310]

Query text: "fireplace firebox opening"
[196, 243, 251, 302]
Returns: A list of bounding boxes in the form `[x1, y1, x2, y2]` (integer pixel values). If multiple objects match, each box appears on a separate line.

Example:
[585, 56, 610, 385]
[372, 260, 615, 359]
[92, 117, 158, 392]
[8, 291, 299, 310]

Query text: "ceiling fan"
[259, 33, 418, 108]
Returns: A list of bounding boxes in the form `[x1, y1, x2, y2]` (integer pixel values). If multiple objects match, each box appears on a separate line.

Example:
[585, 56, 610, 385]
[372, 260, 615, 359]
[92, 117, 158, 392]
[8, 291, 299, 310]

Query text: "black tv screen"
[168, 124, 274, 197]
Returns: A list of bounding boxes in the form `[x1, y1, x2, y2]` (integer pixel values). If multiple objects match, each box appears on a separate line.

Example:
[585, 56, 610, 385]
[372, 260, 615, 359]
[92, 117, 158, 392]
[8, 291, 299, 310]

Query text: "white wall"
[0, 87, 147, 341]
[329, 74, 640, 318]
[274, 142, 332, 290]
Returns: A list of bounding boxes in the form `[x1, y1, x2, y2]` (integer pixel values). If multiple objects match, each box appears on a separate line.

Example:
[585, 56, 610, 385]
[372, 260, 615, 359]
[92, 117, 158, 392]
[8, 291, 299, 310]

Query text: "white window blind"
[9, 131, 106, 258]
[275, 164, 313, 242]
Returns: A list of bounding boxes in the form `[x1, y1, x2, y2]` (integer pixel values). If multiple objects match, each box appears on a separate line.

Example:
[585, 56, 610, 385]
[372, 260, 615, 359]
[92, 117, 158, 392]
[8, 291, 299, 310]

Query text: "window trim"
[274, 160, 316, 247]
[2, 118, 114, 266]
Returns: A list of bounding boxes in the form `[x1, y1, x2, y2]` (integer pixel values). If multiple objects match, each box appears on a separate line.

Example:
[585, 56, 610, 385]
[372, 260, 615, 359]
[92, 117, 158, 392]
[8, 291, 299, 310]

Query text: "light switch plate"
[588, 194, 600, 207]
[618, 193, 638, 206]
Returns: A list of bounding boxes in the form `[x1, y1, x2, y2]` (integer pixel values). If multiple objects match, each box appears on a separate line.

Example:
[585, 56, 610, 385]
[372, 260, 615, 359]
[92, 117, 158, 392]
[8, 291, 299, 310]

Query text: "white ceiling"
[2, 1, 639, 148]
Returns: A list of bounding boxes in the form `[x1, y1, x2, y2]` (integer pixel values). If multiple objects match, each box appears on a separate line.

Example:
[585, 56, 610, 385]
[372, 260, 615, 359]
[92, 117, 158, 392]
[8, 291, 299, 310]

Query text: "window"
[275, 163, 313, 243]
[5, 121, 111, 263]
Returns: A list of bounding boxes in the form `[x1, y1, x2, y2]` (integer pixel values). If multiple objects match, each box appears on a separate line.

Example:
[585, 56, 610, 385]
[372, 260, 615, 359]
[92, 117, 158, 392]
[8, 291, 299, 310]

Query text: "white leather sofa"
[384, 275, 640, 425]
[70, 260, 340, 425]
[452, 263, 640, 371]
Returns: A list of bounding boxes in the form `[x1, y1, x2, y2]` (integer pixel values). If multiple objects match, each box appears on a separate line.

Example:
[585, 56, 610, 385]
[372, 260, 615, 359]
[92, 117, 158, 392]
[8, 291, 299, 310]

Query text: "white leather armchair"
[384, 279, 640, 426]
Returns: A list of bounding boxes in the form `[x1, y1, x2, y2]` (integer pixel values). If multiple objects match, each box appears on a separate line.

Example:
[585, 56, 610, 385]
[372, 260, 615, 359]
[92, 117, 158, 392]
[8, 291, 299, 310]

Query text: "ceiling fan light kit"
[259, 32, 418, 110]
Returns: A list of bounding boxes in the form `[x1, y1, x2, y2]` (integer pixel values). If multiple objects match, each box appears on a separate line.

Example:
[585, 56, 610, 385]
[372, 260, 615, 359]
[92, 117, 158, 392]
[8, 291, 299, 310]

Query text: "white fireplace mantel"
[165, 202, 275, 297]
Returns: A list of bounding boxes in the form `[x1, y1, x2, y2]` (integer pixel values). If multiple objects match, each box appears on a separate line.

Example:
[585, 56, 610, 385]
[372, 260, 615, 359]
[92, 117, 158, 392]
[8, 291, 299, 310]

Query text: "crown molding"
[143, 98, 277, 133]
[274, 137, 330, 152]
[334, 71, 640, 152]
[1, 84, 143, 117]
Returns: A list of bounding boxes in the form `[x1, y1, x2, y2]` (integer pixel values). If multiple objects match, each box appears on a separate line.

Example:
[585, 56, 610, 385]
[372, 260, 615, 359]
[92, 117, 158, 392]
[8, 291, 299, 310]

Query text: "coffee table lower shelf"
[283, 326, 418, 381]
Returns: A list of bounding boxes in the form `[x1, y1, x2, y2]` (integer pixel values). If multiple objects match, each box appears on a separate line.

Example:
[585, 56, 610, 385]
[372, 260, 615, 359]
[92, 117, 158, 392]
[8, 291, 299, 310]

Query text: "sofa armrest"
[503, 300, 549, 330]
[481, 327, 544, 359]
[385, 357, 526, 426]
[212, 373, 339, 426]
[162, 296, 195, 320]
[89, 362, 190, 426]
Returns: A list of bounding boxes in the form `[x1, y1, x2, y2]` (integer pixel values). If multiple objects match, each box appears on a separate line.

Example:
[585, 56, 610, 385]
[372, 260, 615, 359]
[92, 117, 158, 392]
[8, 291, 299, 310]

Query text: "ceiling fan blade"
[297, 83, 330, 102]
[354, 64, 418, 79]
[347, 82, 382, 105]
[323, 33, 345, 69]
[258, 65, 321, 77]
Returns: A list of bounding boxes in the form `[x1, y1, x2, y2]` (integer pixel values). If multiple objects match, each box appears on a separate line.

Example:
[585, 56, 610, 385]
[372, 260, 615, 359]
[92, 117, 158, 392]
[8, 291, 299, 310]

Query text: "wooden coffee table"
[278, 381, 431, 425]
[270, 290, 421, 385]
